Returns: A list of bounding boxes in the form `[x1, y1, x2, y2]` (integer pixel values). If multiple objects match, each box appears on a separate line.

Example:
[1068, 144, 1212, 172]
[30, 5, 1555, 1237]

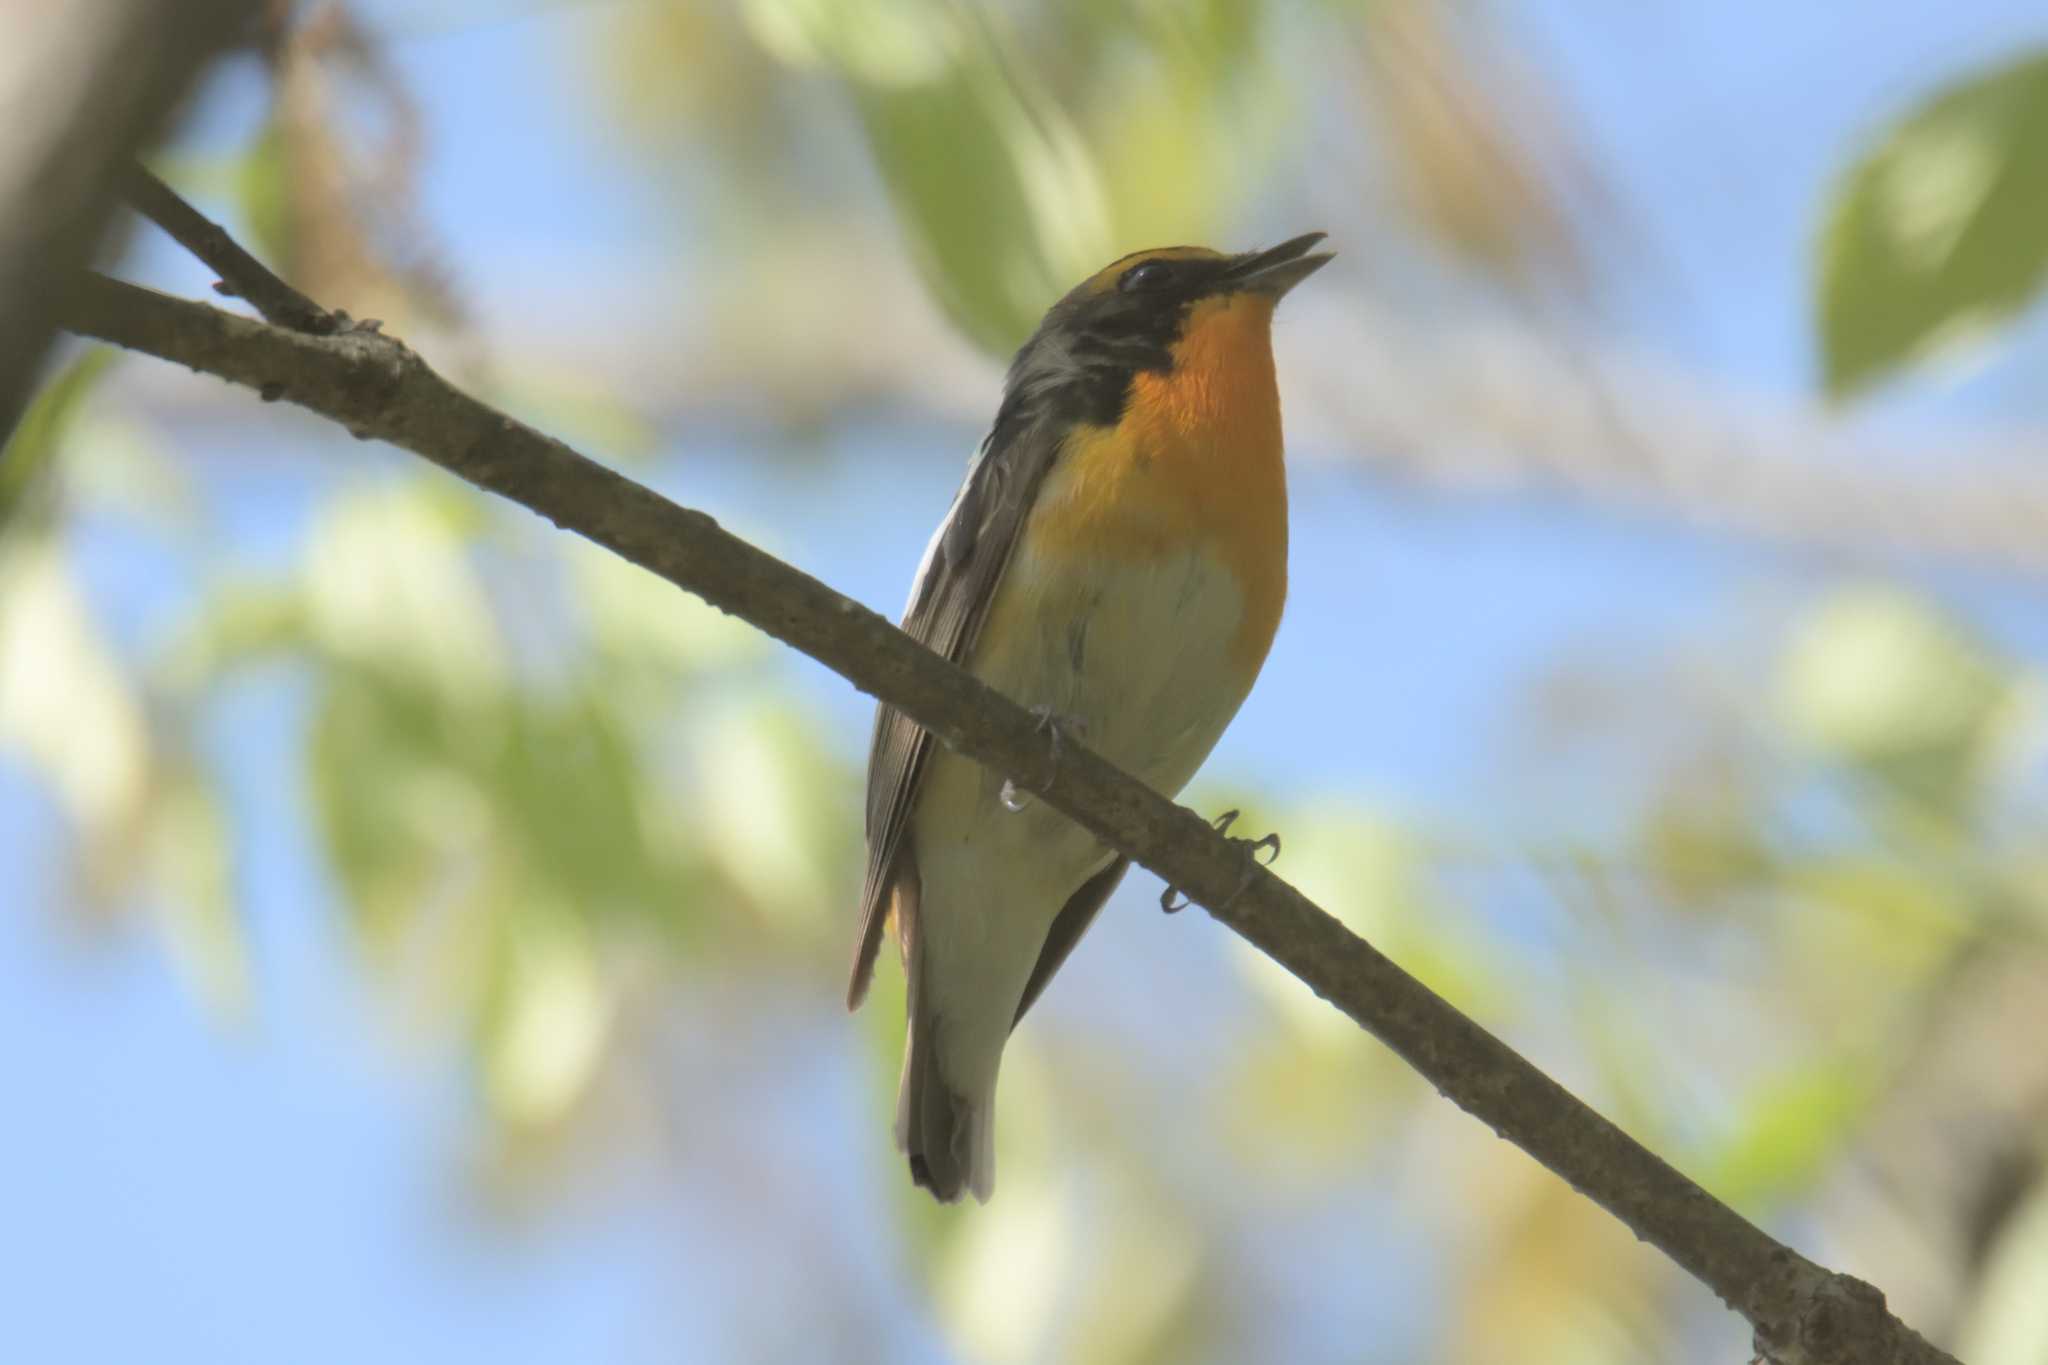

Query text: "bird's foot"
[998, 707, 1088, 813]
[1029, 704, 1087, 767]
[1160, 808, 1282, 913]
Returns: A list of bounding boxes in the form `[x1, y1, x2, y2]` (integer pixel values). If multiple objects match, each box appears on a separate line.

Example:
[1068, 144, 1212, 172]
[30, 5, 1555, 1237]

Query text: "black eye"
[1118, 259, 1175, 292]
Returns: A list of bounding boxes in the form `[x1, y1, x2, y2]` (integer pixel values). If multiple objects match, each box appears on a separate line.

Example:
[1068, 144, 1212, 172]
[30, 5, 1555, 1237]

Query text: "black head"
[993, 233, 1332, 437]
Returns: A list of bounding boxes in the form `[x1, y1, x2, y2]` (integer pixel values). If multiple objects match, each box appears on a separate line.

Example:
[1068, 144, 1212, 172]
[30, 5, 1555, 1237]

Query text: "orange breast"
[1029, 292, 1290, 672]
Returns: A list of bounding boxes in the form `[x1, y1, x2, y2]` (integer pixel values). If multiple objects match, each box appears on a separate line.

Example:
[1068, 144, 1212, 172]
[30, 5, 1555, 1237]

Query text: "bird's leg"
[1159, 809, 1282, 913]
[1029, 704, 1087, 767]
[1000, 706, 1088, 812]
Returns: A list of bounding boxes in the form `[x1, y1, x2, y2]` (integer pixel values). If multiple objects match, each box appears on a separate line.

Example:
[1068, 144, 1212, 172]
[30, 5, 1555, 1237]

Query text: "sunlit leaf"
[0, 542, 151, 867]
[1778, 587, 2007, 767]
[481, 904, 612, 1128]
[303, 483, 508, 704]
[743, 0, 955, 84]
[1817, 50, 2048, 396]
[748, 0, 1111, 351]
[858, 67, 1112, 352]
[686, 698, 846, 932]
[1696, 1060, 1877, 1211]
[568, 537, 764, 675]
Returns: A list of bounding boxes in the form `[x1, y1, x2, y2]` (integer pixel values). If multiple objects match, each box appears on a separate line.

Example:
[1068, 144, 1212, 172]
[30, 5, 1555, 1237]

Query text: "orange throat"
[1038, 292, 1291, 671]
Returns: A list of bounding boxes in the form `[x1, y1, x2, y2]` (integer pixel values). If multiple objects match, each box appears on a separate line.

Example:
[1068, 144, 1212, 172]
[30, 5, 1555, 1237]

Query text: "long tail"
[895, 963, 997, 1203]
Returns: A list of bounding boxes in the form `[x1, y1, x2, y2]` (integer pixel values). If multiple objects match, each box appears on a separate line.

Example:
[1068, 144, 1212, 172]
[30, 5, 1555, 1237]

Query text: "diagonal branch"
[60, 237, 1956, 1363]
[124, 166, 334, 334]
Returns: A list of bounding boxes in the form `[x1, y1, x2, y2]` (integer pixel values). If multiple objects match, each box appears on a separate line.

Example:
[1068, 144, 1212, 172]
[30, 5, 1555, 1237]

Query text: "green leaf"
[0, 348, 115, 532]
[0, 541, 151, 849]
[1817, 50, 2048, 397]
[1777, 587, 2011, 788]
[1698, 1060, 1876, 1210]
[746, 0, 1111, 352]
[144, 770, 251, 1022]
[236, 116, 296, 276]
[856, 65, 1110, 353]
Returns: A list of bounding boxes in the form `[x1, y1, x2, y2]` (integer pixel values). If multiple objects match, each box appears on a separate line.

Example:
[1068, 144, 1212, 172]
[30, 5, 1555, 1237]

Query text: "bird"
[847, 233, 1332, 1203]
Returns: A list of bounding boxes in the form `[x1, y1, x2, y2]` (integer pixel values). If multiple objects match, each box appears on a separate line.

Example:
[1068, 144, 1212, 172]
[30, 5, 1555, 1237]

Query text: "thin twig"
[57, 270, 1959, 1365]
[124, 166, 334, 334]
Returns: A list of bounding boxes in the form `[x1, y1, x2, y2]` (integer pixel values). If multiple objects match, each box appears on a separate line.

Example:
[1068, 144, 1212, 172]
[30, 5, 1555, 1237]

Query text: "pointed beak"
[1227, 231, 1334, 298]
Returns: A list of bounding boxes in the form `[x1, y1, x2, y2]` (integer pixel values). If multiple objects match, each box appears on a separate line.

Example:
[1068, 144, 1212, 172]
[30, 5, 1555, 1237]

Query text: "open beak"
[1228, 231, 1334, 298]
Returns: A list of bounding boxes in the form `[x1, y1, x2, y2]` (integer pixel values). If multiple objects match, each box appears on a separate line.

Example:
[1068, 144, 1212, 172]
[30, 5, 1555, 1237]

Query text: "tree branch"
[124, 166, 334, 334]
[60, 245, 1957, 1363]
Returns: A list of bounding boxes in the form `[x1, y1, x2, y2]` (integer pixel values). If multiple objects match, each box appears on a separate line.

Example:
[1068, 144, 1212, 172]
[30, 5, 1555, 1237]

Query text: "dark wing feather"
[846, 408, 1068, 1008]
[1012, 855, 1130, 1026]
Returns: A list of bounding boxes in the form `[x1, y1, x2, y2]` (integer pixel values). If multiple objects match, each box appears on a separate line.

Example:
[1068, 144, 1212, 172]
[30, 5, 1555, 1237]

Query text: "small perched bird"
[848, 234, 1332, 1202]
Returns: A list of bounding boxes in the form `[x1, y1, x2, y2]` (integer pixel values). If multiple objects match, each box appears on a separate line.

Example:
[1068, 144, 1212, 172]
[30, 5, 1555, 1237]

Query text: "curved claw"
[1162, 811, 1275, 915]
[1028, 704, 1088, 783]
[1219, 827, 1282, 911]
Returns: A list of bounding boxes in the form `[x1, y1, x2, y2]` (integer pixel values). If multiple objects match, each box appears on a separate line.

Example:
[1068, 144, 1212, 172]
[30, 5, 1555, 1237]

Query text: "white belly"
[900, 539, 1261, 1195]
[911, 541, 1251, 1020]
[931, 538, 1253, 836]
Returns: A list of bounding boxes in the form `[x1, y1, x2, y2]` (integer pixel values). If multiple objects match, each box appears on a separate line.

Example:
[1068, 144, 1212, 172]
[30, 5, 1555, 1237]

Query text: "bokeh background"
[9, 1, 2048, 1361]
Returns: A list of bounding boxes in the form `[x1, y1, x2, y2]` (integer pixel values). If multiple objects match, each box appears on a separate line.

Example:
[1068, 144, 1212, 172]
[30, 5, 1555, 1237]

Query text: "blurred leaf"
[161, 582, 310, 689]
[307, 666, 481, 950]
[481, 903, 612, 1128]
[493, 695, 670, 919]
[1219, 1034, 1403, 1185]
[0, 542, 151, 874]
[1449, 1176, 1666, 1365]
[484, 360, 660, 464]
[1640, 767, 1775, 908]
[686, 697, 846, 933]
[0, 348, 115, 533]
[1353, 0, 1596, 293]
[303, 483, 508, 705]
[568, 536, 764, 676]
[744, 0, 956, 84]
[1956, 1177, 2048, 1365]
[747, 0, 1111, 351]
[1696, 1060, 1877, 1211]
[1785, 856, 1974, 970]
[1778, 587, 2008, 774]
[1229, 798, 1500, 1040]
[603, 0, 789, 158]
[858, 63, 1112, 352]
[236, 114, 296, 273]
[144, 770, 250, 1021]
[1817, 49, 2048, 397]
